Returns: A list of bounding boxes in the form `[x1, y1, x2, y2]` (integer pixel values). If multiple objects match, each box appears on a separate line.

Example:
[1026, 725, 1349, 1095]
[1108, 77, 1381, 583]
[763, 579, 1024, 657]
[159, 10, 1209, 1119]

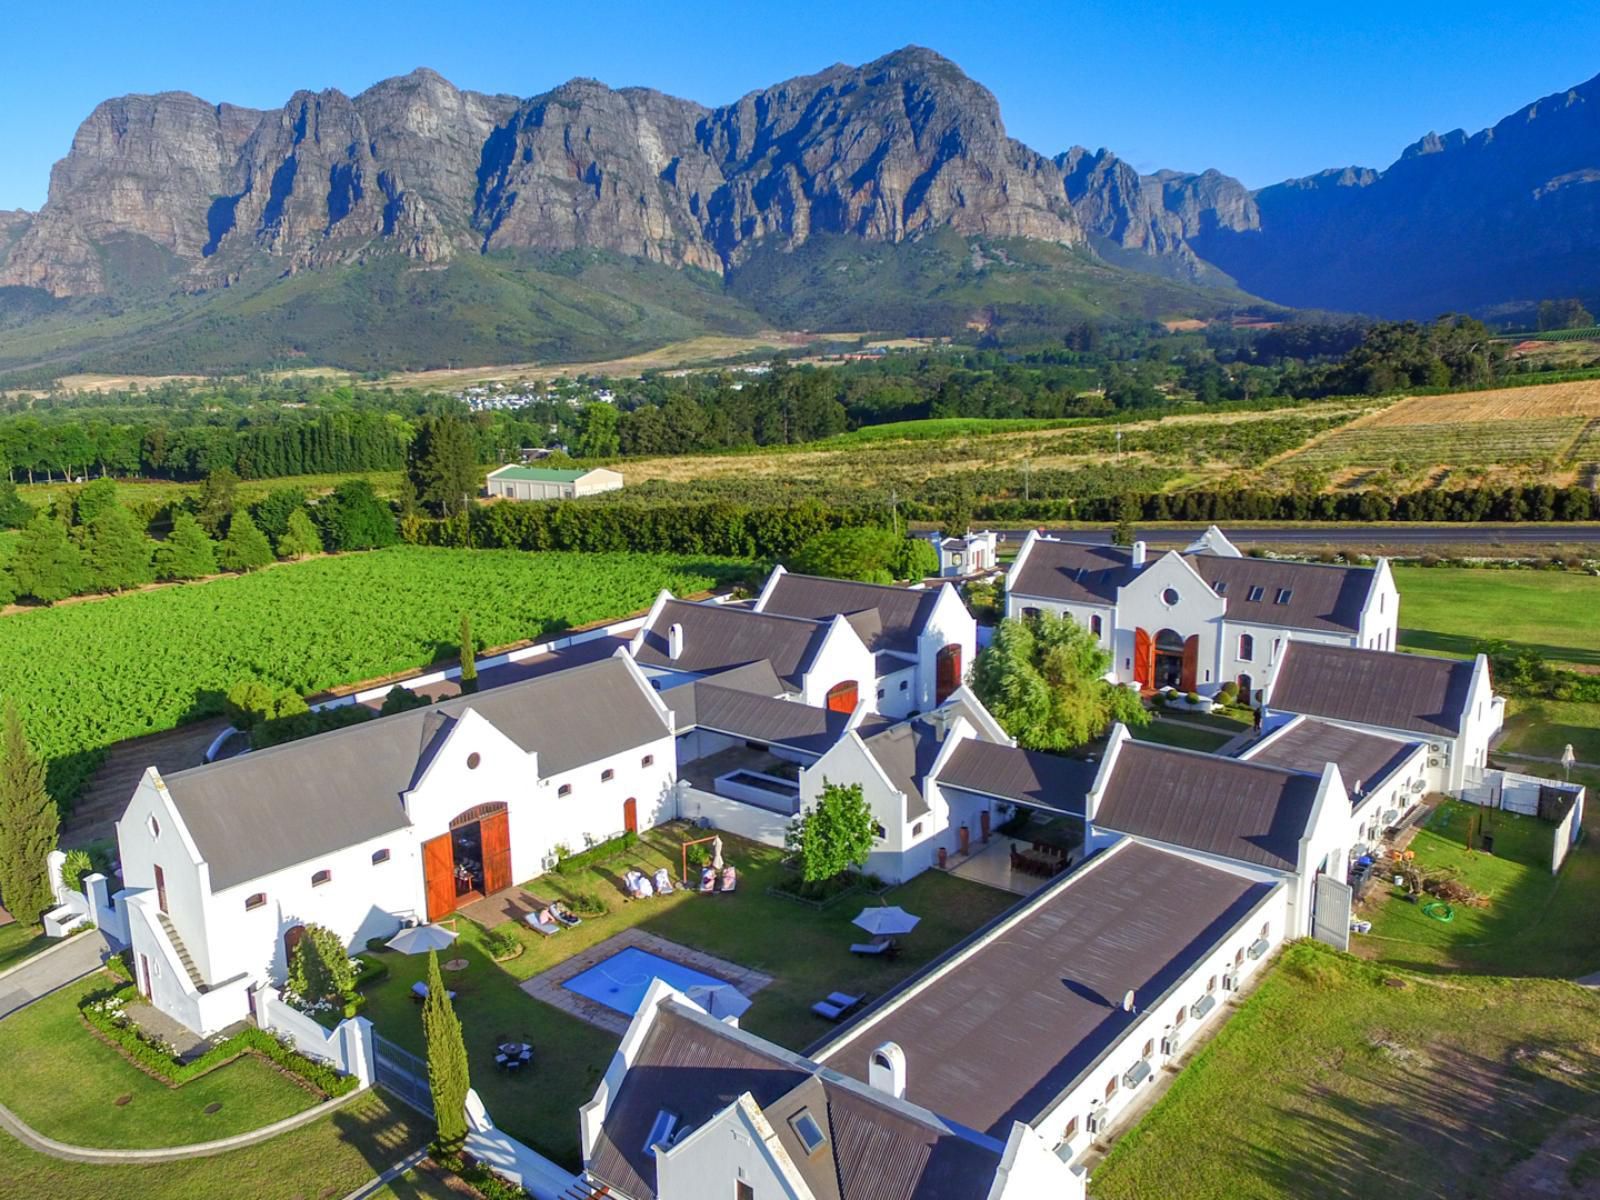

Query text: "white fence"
[1461, 768, 1585, 874]
[675, 783, 793, 847]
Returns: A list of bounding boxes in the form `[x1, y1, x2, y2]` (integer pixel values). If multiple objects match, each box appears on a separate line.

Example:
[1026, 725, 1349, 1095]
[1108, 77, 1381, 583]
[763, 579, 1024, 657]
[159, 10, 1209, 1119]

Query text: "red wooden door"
[936, 644, 962, 704]
[826, 680, 859, 714]
[423, 834, 456, 921]
[623, 797, 638, 835]
[1180, 634, 1200, 693]
[481, 809, 512, 895]
[154, 864, 167, 914]
[1133, 628, 1153, 687]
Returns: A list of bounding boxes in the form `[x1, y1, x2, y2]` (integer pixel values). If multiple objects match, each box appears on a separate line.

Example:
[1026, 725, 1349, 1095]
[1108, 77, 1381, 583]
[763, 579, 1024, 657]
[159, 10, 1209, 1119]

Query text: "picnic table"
[495, 1040, 534, 1073]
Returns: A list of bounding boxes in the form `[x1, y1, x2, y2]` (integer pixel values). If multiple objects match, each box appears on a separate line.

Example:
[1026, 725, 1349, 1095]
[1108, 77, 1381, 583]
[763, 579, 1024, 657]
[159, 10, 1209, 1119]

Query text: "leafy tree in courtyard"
[423, 950, 471, 1155]
[218, 509, 274, 572]
[194, 468, 240, 537]
[285, 922, 356, 1004]
[787, 779, 876, 884]
[0, 702, 57, 923]
[575, 401, 620, 459]
[459, 612, 479, 694]
[973, 612, 1148, 751]
[407, 415, 480, 518]
[82, 505, 154, 593]
[894, 535, 939, 581]
[316, 480, 397, 551]
[11, 513, 86, 603]
[277, 509, 324, 560]
[790, 526, 934, 584]
[154, 511, 218, 580]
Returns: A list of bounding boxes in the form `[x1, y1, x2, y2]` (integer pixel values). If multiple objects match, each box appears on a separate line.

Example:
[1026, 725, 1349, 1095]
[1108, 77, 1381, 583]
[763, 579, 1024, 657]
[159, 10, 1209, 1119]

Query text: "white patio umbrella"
[852, 906, 921, 938]
[711, 836, 725, 871]
[386, 924, 458, 955]
[684, 982, 752, 1020]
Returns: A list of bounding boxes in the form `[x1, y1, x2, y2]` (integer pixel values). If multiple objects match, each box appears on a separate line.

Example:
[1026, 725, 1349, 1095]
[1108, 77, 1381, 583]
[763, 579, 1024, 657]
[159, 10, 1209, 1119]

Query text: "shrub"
[553, 831, 638, 874]
[685, 843, 710, 870]
[59, 847, 96, 894]
[351, 954, 389, 988]
[432, 1152, 528, 1200]
[482, 927, 520, 961]
[1186, 691, 1203, 706]
[564, 888, 607, 917]
[1217, 681, 1240, 705]
[366, 936, 391, 954]
[286, 923, 356, 1004]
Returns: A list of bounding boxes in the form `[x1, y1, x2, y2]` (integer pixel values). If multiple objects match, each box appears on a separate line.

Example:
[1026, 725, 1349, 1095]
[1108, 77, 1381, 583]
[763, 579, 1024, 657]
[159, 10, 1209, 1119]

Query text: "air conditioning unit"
[1160, 1035, 1178, 1057]
[1191, 993, 1217, 1020]
[1085, 1109, 1103, 1135]
[1429, 742, 1442, 753]
[540, 854, 559, 872]
[1122, 1059, 1153, 1089]
[1222, 971, 1239, 991]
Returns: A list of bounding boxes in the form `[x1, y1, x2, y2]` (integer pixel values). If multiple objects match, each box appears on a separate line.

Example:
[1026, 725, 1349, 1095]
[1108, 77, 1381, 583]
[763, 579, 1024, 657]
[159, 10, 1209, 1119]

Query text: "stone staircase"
[155, 910, 208, 993]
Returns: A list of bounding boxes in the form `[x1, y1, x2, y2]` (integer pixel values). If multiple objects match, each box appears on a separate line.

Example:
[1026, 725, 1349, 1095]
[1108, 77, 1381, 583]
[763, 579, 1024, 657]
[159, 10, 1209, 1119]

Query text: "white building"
[925, 530, 1000, 577]
[485, 464, 624, 501]
[1261, 641, 1503, 793]
[1005, 527, 1399, 699]
[115, 654, 677, 1035]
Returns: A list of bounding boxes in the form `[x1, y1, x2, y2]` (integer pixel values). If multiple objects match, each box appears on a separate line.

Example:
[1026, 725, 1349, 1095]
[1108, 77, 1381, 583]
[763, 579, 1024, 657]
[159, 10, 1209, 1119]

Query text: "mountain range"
[1, 47, 1596, 377]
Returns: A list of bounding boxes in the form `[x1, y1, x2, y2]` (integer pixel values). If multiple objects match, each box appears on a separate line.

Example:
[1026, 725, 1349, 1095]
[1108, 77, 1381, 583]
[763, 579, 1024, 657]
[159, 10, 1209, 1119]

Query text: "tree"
[575, 401, 620, 459]
[893, 536, 939, 582]
[276, 509, 323, 560]
[194, 468, 240, 537]
[218, 509, 273, 572]
[1112, 494, 1139, 547]
[458, 612, 478, 694]
[252, 486, 309, 541]
[407, 415, 480, 517]
[11, 513, 86, 603]
[787, 780, 876, 884]
[1538, 298, 1594, 331]
[422, 950, 471, 1155]
[972, 612, 1149, 751]
[224, 679, 309, 732]
[316, 480, 397, 551]
[0, 482, 31, 531]
[72, 477, 120, 526]
[0, 564, 15, 608]
[83, 505, 154, 592]
[154, 511, 218, 580]
[379, 686, 431, 716]
[790, 526, 930, 584]
[285, 922, 356, 1004]
[0, 702, 57, 924]
[938, 480, 974, 540]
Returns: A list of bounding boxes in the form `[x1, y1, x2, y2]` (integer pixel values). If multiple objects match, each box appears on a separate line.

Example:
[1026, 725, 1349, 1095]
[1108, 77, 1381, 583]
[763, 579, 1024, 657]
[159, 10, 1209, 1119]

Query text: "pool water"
[563, 946, 731, 1016]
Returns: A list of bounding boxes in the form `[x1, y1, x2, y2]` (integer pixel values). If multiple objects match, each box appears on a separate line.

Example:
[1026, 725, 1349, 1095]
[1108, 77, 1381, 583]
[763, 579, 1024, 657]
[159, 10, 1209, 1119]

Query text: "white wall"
[798, 618, 879, 714]
[874, 664, 919, 718]
[675, 783, 794, 847]
[1114, 552, 1225, 691]
[913, 584, 979, 712]
[801, 733, 918, 883]
[117, 772, 215, 980]
[656, 1097, 808, 1200]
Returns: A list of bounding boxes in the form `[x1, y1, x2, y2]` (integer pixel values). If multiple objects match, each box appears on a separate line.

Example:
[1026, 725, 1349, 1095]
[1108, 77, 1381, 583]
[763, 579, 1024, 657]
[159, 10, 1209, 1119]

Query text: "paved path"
[0, 930, 107, 1020]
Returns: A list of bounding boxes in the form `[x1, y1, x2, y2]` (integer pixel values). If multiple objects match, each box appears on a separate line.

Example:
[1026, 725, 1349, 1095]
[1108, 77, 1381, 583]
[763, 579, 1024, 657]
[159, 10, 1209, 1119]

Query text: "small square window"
[641, 754, 654, 768]
[876, 688, 885, 700]
[1062, 1115, 1079, 1142]
[899, 681, 909, 692]
[601, 768, 615, 782]
[911, 821, 923, 836]
[558, 783, 572, 798]
[1275, 588, 1293, 605]
[311, 869, 332, 887]
[1213, 580, 1227, 596]
[1246, 585, 1264, 602]
[244, 892, 266, 911]
[372, 848, 390, 865]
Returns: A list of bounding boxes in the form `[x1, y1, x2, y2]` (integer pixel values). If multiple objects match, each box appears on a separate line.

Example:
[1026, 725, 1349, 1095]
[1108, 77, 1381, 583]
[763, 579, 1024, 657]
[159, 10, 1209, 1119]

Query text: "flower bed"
[79, 984, 358, 1097]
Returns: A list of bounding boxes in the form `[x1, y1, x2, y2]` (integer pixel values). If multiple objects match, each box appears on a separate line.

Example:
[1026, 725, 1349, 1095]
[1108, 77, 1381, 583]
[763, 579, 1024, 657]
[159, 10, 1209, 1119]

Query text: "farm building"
[924, 529, 1000, 576]
[485, 463, 623, 500]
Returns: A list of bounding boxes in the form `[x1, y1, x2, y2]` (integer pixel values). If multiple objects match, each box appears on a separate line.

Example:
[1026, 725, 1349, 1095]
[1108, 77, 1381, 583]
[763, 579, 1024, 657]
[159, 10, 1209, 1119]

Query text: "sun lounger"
[700, 867, 716, 893]
[623, 869, 654, 899]
[411, 981, 457, 1002]
[525, 908, 561, 936]
[550, 901, 582, 927]
[826, 991, 864, 1009]
[810, 991, 866, 1021]
[653, 867, 675, 895]
[849, 938, 897, 958]
[719, 866, 737, 893]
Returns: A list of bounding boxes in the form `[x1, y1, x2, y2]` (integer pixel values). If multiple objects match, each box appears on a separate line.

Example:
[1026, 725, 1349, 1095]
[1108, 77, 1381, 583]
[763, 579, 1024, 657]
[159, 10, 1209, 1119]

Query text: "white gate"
[1312, 874, 1352, 952]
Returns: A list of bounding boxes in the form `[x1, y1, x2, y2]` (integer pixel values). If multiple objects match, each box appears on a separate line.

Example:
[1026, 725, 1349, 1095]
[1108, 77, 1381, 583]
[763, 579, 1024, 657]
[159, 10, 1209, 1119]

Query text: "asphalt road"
[991, 524, 1600, 546]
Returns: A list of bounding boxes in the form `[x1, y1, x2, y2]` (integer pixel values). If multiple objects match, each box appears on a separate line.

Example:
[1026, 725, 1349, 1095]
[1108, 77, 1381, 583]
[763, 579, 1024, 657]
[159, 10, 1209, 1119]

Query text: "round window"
[466, 752, 481, 770]
[1161, 587, 1180, 607]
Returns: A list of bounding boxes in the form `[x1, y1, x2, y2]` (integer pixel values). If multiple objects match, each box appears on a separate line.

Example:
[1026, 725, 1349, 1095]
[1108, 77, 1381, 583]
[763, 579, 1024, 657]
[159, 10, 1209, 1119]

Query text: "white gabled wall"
[655, 1095, 811, 1200]
[913, 583, 978, 712]
[800, 732, 916, 883]
[798, 616, 878, 714]
[1113, 551, 1225, 690]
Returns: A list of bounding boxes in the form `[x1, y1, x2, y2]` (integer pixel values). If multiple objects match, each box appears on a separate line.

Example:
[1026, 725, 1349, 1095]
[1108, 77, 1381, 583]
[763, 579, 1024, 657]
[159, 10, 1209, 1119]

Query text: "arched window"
[826, 680, 859, 714]
[1090, 614, 1103, 637]
[311, 869, 332, 887]
[1104, 1075, 1119, 1101]
[1238, 633, 1254, 661]
[1021, 607, 1041, 619]
[244, 892, 266, 911]
[372, 849, 391, 865]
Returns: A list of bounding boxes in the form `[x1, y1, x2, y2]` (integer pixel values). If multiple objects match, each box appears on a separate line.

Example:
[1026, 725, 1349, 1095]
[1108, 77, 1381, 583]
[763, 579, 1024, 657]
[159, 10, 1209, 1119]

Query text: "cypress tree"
[155, 511, 219, 580]
[422, 950, 470, 1155]
[12, 513, 86, 603]
[217, 509, 274, 572]
[0, 702, 58, 923]
[459, 612, 478, 694]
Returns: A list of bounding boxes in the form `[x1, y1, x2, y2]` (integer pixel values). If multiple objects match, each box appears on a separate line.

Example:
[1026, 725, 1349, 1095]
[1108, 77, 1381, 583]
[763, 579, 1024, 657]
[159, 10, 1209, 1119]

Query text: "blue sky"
[4, 0, 1598, 211]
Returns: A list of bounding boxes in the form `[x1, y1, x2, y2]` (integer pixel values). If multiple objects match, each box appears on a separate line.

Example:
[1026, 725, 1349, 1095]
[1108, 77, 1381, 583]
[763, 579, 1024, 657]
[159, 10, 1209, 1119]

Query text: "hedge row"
[553, 831, 639, 874]
[80, 983, 359, 1096]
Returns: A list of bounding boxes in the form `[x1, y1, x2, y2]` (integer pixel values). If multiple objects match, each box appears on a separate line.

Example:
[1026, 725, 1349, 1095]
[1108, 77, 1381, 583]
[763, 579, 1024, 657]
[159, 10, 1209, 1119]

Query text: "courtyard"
[349, 821, 1017, 1168]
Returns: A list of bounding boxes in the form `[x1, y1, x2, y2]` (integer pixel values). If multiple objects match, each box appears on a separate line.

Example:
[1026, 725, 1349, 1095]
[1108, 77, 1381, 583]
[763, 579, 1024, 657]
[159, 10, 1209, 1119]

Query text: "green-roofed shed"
[485, 463, 624, 500]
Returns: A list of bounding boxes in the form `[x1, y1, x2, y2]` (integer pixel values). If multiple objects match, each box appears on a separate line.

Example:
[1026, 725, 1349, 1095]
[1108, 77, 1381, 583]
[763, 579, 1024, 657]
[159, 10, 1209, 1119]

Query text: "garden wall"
[252, 986, 374, 1085]
[674, 783, 792, 848]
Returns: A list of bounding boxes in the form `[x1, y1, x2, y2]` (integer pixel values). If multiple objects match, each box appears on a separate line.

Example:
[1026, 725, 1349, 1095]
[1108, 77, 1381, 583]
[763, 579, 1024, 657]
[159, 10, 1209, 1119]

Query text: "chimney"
[869, 1042, 907, 1100]
[1131, 540, 1147, 567]
[667, 623, 684, 662]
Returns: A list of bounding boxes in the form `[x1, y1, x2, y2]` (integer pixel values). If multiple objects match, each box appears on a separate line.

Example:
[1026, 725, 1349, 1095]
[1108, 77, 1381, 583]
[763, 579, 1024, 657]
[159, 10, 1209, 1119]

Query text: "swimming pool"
[562, 946, 732, 1016]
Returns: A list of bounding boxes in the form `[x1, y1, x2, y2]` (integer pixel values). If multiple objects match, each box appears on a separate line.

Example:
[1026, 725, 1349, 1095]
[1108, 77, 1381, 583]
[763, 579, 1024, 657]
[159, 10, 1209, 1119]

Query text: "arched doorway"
[935, 644, 962, 704]
[1237, 672, 1253, 701]
[826, 680, 859, 714]
[423, 802, 511, 921]
[284, 923, 306, 969]
[1154, 629, 1186, 690]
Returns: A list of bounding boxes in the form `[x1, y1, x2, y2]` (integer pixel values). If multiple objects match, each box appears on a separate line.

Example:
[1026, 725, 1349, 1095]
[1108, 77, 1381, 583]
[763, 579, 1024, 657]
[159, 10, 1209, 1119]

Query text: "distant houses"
[484, 464, 624, 501]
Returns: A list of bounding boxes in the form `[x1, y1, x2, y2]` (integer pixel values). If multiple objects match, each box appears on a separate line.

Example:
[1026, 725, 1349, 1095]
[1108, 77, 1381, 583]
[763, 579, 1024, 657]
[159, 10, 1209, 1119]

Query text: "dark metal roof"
[859, 722, 945, 820]
[818, 841, 1278, 1136]
[1243, 718, 1422, 804]
[1093, 741, 1320, 872]
[761, 573, 940, 655]
[1187, 555, 1375, 634]
[1008, 540, 1135, 605]
[697, 659, 785, 696]
[635, 599, 830, 689]
[589, 1004, 1004, 1200]
[163, 656, 669, 891]
[936, 740, 1096, 815]
[1269, 642, 1475, 738]
[672, 682, 889, 755]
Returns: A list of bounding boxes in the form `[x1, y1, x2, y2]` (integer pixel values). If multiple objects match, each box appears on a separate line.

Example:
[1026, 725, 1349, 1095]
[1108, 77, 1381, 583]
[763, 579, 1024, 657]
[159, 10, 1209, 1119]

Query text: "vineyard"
[0, 547, 751, 804]
[1285, 416, 1586, 469]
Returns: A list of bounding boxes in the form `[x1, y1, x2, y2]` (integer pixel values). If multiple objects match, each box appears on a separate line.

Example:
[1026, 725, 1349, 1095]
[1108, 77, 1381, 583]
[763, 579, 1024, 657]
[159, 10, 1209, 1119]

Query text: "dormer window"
[601, 768, 615, 782]
[244, 892, 266, 911]
[558, 783, 572, 798]
[1246, 585, 1265, 602]
[1275, 588, 1293, 605]
[789, 1109, 828, 1154]
[643, 1109, 679, 1154]
[1213, 580, 1227, 596]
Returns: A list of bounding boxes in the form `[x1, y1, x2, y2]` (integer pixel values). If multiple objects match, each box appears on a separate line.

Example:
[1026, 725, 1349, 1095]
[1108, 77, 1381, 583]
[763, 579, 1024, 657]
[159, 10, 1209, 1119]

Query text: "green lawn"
[368, 1161, 473, 1199]
[0, 973, 321, 1148]
[0, 922, 50, 974]
[355, 824, 1017, 1168]
[0, 1090, 427, 1200]
[1497, 696, 1600, 765]
[1393, 565, 1600, 670]
[1131, 718, 1234, 753]
[1357, 801, 1600, 978]
[1090, 942, 1600, 1200]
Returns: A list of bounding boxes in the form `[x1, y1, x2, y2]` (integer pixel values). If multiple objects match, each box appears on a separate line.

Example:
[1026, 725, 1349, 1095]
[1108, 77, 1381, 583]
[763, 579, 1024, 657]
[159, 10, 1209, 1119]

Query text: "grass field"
[0, 546, 750, 803]
[1393, 566, 1600, 669]
[0, 1091, 426, 1200]
[13, 469, 412, 513]
[0, 922, 50, 974]
[353, 824, 1015, 1168]
[1090, 942, 1600, 1200]
[0, 974, 321, 1148]
[1129, 718, 1235, 753]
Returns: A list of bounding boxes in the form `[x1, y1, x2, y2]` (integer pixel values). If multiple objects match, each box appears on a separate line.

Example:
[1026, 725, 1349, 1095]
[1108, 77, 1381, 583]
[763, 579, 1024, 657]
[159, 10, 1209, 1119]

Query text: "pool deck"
[521, 928, 774, 1036]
